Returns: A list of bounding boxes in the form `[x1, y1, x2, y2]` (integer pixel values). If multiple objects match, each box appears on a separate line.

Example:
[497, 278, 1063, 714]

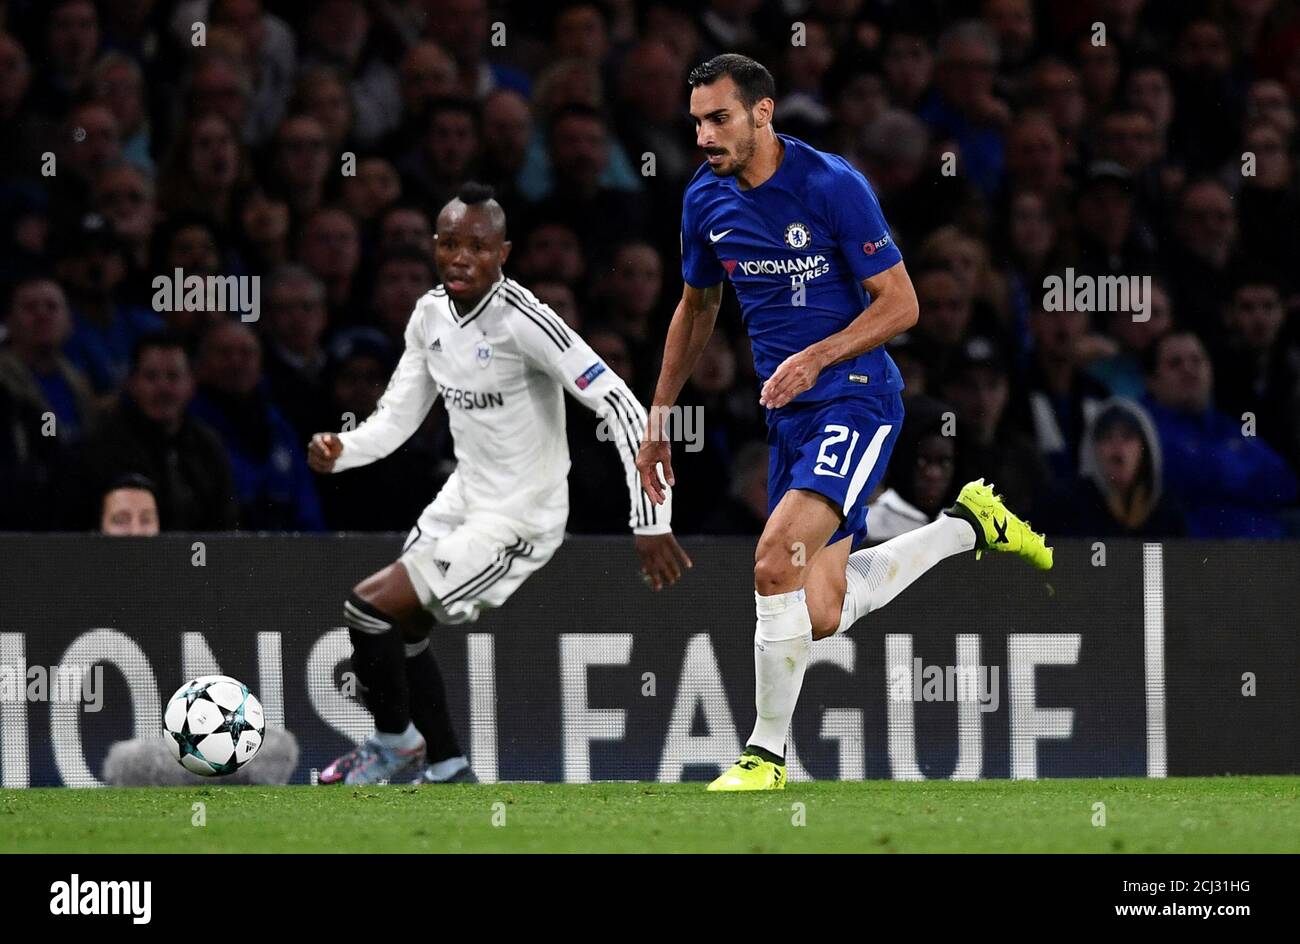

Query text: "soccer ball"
[163, 675, 265, 776]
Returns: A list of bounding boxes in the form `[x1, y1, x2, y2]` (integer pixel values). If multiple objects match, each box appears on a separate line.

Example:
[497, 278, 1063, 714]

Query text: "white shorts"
[398, 499, 562, 625]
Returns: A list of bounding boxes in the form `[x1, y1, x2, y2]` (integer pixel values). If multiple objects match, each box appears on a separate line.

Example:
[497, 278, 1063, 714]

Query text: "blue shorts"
[767, 393, 905, 547]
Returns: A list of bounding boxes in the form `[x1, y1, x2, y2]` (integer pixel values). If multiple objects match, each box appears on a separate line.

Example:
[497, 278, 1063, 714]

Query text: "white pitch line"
[1143, 543, 1167, 778]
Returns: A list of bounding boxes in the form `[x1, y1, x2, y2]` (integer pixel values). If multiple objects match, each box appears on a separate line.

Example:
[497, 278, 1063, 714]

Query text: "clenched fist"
[307, 432, 344, 473]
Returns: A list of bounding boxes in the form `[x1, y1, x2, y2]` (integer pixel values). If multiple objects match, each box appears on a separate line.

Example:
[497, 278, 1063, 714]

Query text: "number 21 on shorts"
[813, 424, 859, 478]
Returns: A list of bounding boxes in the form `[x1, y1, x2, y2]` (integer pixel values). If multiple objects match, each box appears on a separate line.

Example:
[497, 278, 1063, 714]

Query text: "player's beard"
[712, 121, 759, 177]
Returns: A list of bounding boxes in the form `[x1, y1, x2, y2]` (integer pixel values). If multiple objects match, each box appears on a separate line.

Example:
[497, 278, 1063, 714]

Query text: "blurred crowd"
[2, 0, 1300, 540]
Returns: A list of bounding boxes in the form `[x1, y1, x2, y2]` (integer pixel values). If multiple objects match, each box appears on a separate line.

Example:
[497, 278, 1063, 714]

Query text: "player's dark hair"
[456, 181, 496, 205]
[687, 54, 776, 110]
[446, 181, 507, 238]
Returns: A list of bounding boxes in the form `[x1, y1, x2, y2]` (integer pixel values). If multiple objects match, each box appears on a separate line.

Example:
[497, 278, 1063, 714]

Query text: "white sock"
[836, 514, 976, 635]
[374, 722, 424, 752]
[748, 588, 813, 758]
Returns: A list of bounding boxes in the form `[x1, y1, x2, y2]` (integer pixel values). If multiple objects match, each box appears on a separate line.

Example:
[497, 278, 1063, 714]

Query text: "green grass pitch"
[3, 777, 1298, 853]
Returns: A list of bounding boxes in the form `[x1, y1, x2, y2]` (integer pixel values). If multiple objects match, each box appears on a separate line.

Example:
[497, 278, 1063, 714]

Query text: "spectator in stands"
[50, 101, 122, 220]
[1073, 160, 1157, 279]
[478, 88, 534, 209]
[234, 184, 291, 271]
[299, 0, 400, 145]
[913, 264, 976, 387]
[1087, 278, 1173, 400]
[57, 212, 163, 398]
[0, 277, 97, 444]
[31, 0, 101, 116]
[1235, 119, 1300, 278]
[1029, 58, 1085, 165]
[1024, 301, 1110, 484]
[1074, 25, 1123, 119]
[91, 162, 158, 303]
[512, 220, 586, 287]
[1143, 330, 1297, 538]
[207, 0, 297, 146]
[99, 471, 159, 535]
[1003, 109, 1069, 201]
[370, 247, 436, 348]
[0, 381, 65, 530]
[75, 332, 237, 530]
[1215, 273, 1300, 473]
[918, 20, 1009, 198]
[867, 396, 962, 540]
[315, 327, 441, 530]
[532, 104, 649, 263]
[296, 207, 362, 322]
[938, 335, 1043, 513]
[289, 65, 357, 156]
[615, 40, 693, 195]
[424, 0, 531, 97]
[158, 111, 252, 229]
[1169, 18, 1240, 174]
[184, 51, 254, 147]
[383, 41, 460, 156]
[399, 96, 481, 211]
[376, 204, 433, 257]
[886, 331, 928, 396]
[598, 241, 664, 382]
[269, 113, 332, 215]
[881, 26, 934, 111]
[1001, 187, 1063, 358]
[0, 30, 43, 181]
[1035, 398, 1186, 538]
[702, 440, 770, 535]
[339, 156, 402, 225]
[1163, 178, 1240, 342]
[189, 320, 323, 530]
[1, 0, 1299, 538]
[262, 264, 332, 441]
[528, 280, 581, 330]
[918, 226, 1009, 332]
[91, 52, 152, 174]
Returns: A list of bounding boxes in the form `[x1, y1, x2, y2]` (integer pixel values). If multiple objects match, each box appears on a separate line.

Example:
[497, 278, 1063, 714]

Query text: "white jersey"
[333, 276, 671, 537]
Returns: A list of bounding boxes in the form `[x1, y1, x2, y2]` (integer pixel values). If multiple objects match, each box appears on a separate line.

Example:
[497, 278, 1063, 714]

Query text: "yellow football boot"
[945, 479, 1054, 570]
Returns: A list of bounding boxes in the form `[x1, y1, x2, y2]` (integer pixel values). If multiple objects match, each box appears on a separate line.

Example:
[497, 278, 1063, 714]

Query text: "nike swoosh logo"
[709, 229, 733, 243]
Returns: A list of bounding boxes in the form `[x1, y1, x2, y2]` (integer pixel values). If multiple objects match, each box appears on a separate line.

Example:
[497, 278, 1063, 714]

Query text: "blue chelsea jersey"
[681, 134, 905, 406]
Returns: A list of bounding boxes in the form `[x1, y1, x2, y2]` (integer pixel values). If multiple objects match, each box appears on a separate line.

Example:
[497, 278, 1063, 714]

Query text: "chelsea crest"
[784, 222, 811, 249]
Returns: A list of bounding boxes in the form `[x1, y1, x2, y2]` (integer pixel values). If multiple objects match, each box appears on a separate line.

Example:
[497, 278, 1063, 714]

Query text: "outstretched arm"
[308, 306, 439, 473]
[509, 296, 693, 588]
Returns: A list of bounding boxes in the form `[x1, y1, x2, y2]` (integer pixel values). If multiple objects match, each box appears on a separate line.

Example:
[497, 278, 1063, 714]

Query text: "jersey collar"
[445, 275, 504, 327]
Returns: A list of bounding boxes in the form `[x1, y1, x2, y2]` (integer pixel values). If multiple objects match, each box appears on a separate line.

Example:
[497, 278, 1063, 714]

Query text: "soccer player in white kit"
[308, 183, 690, 786]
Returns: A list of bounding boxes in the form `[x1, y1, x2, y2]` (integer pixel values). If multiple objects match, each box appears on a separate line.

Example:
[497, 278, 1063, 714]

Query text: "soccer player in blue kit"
[635, 55, 1053, 791]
